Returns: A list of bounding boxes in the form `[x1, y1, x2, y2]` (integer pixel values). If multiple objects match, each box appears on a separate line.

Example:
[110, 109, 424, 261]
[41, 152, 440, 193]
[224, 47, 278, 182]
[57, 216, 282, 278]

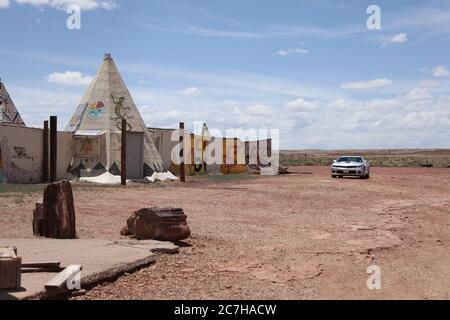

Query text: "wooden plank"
[0, 249, 10, 259]
[0, 247, 16, 259]
[22, 262, 61, 269]
[45, 265, 82, 290]
[22, 267, 64, 274]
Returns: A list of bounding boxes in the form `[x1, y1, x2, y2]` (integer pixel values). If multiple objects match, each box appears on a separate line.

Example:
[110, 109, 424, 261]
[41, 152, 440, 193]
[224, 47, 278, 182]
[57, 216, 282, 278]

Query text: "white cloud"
[403, 88, 431, 101]
[0, 0, 9, 9]
[47, 71, 93, 86]
[179, 87, 202, 96]
[246, 104, 274, 117]
[276, 48, 309, 56]
[388, 33, 408, 43]
[12, 0, 117, 11]
[134, 87, 450, 149]
[340, 78, 393, 90]
[432, 65, 449, 78]
[286, 98, 319, 111]
[420, 79, 440, 88]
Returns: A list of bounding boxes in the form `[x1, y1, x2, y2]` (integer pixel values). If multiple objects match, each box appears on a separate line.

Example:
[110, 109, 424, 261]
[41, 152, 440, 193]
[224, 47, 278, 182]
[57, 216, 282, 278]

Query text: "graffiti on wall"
[12, 146, 34, 160]
[0, 137, 42, 183]
[111, 95, 133, 131]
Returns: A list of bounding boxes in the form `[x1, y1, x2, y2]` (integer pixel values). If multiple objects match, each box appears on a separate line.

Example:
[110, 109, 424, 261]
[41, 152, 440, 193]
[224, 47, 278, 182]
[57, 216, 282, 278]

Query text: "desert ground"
[1, 166, 449, 299]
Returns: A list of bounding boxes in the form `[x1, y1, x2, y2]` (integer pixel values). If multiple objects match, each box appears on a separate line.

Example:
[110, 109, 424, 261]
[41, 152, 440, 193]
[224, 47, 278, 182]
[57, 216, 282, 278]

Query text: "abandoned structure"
[0, 54, 273, 184]
[0, 80, 25, 127]
[66, 54, 172, 181]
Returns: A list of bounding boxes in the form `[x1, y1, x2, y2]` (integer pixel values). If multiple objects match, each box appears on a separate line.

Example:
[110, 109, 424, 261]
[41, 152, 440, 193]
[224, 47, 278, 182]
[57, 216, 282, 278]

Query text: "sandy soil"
[1, 166, 449, 299]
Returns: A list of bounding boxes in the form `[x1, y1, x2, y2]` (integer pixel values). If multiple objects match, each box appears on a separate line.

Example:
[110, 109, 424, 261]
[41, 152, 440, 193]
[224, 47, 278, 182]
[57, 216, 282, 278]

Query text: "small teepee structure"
[0, 80, 25, 126]
[66, 54, 174, 181]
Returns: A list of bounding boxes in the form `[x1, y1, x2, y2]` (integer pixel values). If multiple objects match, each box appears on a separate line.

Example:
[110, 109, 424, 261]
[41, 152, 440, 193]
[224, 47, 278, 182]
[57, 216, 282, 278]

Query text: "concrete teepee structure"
[66, 54, 174, 181]
[0, 80, 25, 126]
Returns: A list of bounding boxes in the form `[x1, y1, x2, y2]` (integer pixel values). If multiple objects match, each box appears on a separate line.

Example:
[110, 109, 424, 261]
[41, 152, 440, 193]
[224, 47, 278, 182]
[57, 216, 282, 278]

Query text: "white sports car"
[331, 156, 370, 179]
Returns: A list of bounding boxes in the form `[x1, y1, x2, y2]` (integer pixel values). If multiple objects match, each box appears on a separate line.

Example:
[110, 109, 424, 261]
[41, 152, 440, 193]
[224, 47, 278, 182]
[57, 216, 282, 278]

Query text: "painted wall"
[148, 128, 248, 175]
[0, 124, 72, 183]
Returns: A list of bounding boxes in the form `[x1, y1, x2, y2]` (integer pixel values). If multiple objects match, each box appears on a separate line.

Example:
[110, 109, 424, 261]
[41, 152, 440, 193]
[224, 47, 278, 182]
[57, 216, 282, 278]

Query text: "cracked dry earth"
[1, 166, 449, 299]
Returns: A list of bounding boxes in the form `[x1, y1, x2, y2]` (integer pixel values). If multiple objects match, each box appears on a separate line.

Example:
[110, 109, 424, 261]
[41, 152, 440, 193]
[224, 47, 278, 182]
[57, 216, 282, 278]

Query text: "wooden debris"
[278, 167, 290, 175]
[22, 262, 61, 269]
[45, 265, 82, 291]
[0, 247, 22, 290]
[22, 262, 63, 274]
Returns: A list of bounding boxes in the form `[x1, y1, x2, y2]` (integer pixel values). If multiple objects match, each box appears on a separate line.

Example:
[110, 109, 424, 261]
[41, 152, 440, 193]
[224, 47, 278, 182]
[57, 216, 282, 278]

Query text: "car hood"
[333, 162, 363, 167]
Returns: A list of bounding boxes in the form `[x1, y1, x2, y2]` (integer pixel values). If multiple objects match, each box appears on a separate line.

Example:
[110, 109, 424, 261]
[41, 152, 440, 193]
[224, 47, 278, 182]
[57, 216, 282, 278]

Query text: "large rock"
[121, 208, 190, 241]
[33, 180, 76, 239]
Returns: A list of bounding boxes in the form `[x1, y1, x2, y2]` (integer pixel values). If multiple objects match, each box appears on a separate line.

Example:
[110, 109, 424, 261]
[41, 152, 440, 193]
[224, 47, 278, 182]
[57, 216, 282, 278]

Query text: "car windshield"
[337, 157, 363, 163]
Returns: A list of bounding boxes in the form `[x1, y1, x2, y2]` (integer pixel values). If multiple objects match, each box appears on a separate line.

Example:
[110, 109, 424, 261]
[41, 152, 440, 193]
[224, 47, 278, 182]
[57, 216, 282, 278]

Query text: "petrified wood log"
[33, 180, 76, 239]
[121, 208, 190, 241]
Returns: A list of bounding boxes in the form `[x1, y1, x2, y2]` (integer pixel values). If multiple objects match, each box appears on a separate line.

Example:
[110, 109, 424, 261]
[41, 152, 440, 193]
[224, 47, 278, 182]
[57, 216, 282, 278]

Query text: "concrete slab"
[0, 238, 178, 300]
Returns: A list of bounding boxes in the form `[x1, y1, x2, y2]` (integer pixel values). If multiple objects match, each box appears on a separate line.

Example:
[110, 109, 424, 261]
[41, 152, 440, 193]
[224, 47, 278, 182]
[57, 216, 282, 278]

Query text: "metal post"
[43, 120, 49, 183]
[179, 122, 186, 182]
[121, 119, 127, 186]
[49, 116, 57, 183]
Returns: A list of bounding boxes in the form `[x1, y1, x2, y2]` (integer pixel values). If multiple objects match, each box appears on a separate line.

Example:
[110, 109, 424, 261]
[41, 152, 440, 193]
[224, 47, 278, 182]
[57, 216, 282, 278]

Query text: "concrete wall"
[0, 124, 72, 183]
[148, 128, 174, 171]
[57, 131, 74, 179]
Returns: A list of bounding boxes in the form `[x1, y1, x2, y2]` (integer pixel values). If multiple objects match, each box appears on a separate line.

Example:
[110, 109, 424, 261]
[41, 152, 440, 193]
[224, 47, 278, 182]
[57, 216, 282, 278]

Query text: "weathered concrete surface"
[0, 239, 178, 300]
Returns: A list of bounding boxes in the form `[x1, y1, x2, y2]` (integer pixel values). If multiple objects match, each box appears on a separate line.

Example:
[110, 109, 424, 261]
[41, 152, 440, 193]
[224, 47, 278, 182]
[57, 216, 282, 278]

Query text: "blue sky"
[0, 0, 449, 149]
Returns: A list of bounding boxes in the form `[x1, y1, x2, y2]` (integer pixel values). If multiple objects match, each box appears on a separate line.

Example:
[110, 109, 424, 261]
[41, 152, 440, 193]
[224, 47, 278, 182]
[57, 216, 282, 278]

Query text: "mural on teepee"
[66, 54, 173, 181]
[65, 103, 88, 132]
[111, 95, 133, 131]
[87, 101, 107, 120]
[0, 80, 25, 126]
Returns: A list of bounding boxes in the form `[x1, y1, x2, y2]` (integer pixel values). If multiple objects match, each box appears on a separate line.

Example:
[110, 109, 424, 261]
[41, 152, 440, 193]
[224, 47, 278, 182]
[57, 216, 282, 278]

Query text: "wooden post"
[49, 116, 57, 183]
[179, 122, 185, 182]
[43, 120, 49, 183]
[121, 119, 127, 186]
[234, 138, 238, 166]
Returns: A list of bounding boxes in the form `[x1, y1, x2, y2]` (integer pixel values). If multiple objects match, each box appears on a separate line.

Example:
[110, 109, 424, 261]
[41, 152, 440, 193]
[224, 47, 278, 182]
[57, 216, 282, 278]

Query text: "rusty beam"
[121, 119, 127, 186]
[43, 120, 49, 183]
[49, 116, 57, 183]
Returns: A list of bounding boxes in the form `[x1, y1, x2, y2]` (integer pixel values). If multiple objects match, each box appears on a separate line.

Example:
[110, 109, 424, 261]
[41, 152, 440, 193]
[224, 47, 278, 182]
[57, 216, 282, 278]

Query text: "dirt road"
[1, 167, 449, 299]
